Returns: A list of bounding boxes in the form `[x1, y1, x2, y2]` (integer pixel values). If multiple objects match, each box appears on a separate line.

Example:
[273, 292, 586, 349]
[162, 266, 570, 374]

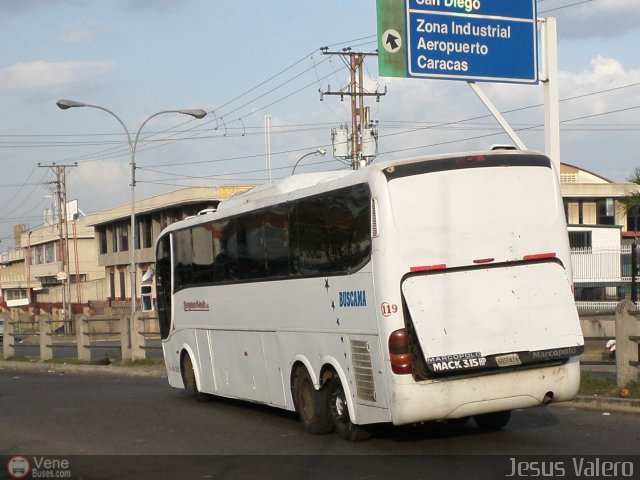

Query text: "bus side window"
[212, 219, 238, 282]
[191, 226, 215, 284]
[290, 184, 372, 276]
[237, 212, 266, 280]
[156, 235, 172, 339]
[346, 184, 373, 272]
[173, 229, 193, 291]
[291, 195, 333, 274]
[265, 204, 290, 277]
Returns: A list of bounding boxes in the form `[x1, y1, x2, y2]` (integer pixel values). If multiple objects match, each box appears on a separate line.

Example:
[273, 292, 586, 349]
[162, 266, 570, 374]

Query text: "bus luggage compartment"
[400, 260, 584, 378]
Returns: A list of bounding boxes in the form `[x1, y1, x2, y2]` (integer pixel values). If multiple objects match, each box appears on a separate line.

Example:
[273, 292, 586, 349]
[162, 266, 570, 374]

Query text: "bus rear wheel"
[473, 410, 511, 430]
[292, 367, 334, 435]
[328, 378, 373, 442]
[182, 353, 210, 403]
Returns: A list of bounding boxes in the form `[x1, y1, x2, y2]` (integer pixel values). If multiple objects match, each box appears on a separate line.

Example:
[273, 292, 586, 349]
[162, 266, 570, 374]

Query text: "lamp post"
[56, 99, 207, 317]
[291, 148, 327, 175]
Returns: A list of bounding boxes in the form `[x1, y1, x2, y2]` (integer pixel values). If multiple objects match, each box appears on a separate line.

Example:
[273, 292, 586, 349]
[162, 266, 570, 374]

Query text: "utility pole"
[319, 48, 385, 169]
[38, 162, 77, 330]
[264, 115, 272, 182]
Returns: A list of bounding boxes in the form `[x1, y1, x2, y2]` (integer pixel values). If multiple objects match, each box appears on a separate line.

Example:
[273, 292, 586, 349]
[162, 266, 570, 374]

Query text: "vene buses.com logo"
[7, 456, 30, 479]
[183, 300, 210, 312]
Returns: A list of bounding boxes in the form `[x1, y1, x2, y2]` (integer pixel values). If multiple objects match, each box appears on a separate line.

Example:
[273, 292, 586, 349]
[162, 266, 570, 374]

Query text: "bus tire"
[182, 353, 210, 403]
[328, 378, 373, 442]
[473, 410, 511, 430]
[292, 367, 334, 435]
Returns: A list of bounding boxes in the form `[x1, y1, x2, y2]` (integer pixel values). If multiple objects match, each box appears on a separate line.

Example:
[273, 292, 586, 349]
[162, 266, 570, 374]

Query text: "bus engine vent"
[350, 340, 376, 402]
[371, 198, 379, 238]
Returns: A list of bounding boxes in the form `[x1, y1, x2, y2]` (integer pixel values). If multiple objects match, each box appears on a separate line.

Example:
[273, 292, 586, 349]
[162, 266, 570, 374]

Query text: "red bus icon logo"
[7, 456, 30, 479]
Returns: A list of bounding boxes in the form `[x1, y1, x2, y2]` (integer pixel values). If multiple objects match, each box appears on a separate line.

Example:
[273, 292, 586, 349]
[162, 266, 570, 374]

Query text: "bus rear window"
[387, 162, 559, 238]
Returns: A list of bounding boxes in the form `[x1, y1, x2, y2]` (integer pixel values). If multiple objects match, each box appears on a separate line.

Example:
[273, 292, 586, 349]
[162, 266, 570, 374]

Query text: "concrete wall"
[580, 314, 615, 338]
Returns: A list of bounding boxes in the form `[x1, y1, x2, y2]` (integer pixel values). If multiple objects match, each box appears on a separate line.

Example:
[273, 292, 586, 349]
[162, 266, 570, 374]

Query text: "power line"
[377, 103, 640, 158]
[4, 79, 630, 155]
[138, 158, 348, 185]
[375, 81, 640, 141]
[32, 55, 347, 167]
[539, 0, 593, 14]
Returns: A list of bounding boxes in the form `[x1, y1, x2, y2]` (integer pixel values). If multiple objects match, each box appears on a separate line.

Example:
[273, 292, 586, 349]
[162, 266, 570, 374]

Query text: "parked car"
[0, 317, 3, 340]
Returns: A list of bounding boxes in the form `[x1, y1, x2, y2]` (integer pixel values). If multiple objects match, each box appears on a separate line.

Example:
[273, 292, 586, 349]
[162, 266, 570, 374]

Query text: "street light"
[56, 99, 207, 317]
[291, 148, 327, 175]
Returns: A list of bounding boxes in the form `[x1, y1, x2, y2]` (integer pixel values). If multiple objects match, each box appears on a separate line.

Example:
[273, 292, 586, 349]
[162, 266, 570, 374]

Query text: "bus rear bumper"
[389, 358, 581, 426]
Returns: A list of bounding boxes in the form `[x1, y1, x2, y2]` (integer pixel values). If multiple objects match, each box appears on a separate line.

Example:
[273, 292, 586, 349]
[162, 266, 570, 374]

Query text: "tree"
[620, 168, 640, 231]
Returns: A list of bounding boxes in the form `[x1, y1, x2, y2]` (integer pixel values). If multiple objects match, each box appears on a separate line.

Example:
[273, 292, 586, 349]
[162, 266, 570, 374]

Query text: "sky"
[0, 0, 639, 246]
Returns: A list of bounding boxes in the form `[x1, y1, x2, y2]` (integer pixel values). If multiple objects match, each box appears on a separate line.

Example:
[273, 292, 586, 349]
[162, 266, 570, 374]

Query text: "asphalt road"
[0, 368, 639, 479]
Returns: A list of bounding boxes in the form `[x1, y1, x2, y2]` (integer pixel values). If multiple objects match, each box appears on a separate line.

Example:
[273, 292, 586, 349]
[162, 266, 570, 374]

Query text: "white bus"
[155, 150, 584, 440]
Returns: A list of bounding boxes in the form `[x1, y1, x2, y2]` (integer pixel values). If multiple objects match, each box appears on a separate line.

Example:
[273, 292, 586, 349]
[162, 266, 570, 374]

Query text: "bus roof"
[216, 170, 352, 214]
[159, 149, 549, 236]
[218, 149, 548, 207]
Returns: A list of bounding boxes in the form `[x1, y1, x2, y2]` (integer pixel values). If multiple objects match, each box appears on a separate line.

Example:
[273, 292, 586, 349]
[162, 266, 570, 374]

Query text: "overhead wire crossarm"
[319, 48, 384, 169]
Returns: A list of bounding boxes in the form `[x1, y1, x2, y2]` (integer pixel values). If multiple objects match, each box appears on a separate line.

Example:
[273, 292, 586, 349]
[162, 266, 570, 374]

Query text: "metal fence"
[579, 301, 640, 387]
[571, 245, 639, 312]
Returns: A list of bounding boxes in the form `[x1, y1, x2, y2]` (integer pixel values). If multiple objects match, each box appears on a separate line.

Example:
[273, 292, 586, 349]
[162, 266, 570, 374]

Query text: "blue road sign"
[378, 0, 539, 84]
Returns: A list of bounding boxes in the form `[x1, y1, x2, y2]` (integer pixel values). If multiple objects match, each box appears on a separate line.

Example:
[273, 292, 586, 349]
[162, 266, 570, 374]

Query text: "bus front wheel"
[181, 353, 210, 403]
[328, 378, 373, 442]
[292, 367, 334, 435]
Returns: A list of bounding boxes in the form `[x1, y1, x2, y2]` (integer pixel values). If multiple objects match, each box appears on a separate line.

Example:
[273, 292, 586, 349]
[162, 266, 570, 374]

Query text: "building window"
[34, 245, 44, 265]
[120, 223, 129, 252]
[627, 206, 640, 232]
[568, 231, 592, 249]
[97, 228, 108, 254]
[6, 289, 28, 300]
[119, 270, 126, 299]
[109, 272, 115, 298]
[44, 242, 55, 263]
[141, 285, 153, 312]
[138, 216, 153, 249]
[112, 227, 118, 253]
[597, 198, 615, 225]
[40, 276, 62, 287]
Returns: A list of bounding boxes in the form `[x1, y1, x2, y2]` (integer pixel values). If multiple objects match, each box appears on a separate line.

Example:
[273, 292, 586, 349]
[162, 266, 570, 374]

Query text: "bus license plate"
[495, 353, 522, 367]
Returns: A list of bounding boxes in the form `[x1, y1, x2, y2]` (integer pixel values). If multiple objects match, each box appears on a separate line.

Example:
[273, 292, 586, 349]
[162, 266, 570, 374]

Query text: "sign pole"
[467, 81, 528, 150]
[541, 17, 561, 171]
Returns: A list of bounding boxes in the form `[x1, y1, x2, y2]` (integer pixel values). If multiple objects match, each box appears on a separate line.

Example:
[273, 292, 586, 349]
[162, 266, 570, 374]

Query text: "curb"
[0, 360, 167, 378]
[552, 395, 640, 415]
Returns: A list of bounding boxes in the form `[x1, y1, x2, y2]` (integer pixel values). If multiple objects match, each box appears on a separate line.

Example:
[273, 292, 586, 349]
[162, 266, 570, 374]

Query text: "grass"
[1, 355, 164, 367]
[1, 356, 38, 363]
[117, 358, 165, 367]
[42, 358, 88, 365]
[579, 372, 640, 399]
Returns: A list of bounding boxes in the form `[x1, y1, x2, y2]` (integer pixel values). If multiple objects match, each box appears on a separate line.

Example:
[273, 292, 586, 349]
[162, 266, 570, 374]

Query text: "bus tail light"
[410, 264, 446, 273]
[389, 329, 412, 375]
[523, 252, 556, 261]
[473, 257, 495, 264]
